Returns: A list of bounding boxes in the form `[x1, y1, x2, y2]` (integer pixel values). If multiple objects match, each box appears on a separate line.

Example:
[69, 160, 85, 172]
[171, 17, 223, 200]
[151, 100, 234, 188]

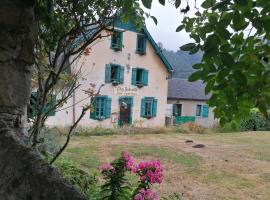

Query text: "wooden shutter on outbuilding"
[202, 105, 209, 117]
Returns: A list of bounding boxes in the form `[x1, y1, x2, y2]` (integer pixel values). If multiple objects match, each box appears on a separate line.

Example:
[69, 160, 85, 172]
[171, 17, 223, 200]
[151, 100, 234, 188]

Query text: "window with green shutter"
[90, 96, 111, 120]
[196, 104, 202, 116]
[111, 31, 123, 51]
[105, 64, 124, 85]
[136, 34, 146, 55]
[141, 97, 157, 118]
[202, 105, 209, 118]
[131, 68, 148, 87]
[28, 92, 56, 118]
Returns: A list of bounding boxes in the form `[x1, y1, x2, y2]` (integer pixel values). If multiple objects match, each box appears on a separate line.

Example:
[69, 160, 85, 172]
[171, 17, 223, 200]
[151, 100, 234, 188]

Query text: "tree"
[0, 0, 159, 199]
[175, 0, 270, 125]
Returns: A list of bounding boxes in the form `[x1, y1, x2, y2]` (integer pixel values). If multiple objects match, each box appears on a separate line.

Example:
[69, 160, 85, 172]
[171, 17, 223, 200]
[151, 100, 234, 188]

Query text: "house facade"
[167, 78, 216, 127]
[46, 21, 173, 128]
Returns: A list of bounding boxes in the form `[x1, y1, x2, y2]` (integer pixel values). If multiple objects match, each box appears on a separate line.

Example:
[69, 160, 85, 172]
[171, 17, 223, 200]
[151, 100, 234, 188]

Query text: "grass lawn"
[61, 131, 270, 200]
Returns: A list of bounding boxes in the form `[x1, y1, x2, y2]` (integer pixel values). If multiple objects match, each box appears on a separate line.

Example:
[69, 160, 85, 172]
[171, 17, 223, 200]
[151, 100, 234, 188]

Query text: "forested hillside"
[162, 48, 202, 78]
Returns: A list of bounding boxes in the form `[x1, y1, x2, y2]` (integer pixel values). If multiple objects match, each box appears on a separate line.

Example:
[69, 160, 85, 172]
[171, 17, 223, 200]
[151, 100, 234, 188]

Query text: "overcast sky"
[144, 0, 203, 51]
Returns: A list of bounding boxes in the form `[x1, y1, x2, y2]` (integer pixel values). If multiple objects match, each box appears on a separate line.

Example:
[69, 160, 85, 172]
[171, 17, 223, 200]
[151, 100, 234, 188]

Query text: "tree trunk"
[0, 1, 86, 199]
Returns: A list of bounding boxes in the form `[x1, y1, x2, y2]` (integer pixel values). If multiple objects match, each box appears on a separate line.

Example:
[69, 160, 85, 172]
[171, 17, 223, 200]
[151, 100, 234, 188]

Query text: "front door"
[119, 97, 133, 127]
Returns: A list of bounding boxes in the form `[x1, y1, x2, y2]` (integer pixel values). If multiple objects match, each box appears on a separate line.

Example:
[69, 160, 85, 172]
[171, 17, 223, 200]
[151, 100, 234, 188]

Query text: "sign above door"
[114, 86, 139, 96]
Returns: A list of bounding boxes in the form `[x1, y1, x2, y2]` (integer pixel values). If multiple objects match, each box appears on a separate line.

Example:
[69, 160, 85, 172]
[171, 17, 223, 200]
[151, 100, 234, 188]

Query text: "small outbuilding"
[167, 78, 216, 127]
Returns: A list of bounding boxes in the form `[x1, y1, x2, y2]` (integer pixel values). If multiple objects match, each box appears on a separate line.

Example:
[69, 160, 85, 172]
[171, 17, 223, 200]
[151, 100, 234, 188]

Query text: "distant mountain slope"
[162, 49, 203, 78]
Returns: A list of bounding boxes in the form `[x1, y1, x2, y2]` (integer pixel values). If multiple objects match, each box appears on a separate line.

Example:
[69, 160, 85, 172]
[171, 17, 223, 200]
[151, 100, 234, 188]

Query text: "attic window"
[111, 31, 123, 51]
[136, 34, 146, 54]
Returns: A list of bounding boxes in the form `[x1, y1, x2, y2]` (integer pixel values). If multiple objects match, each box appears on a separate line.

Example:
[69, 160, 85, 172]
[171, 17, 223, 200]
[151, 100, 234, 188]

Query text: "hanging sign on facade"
[114, 86, 139, 96]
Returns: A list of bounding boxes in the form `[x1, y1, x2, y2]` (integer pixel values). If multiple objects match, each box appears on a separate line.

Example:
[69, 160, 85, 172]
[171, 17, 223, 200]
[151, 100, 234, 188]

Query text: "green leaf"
[217, 28, 231, 39]
[219, 12, 233, 27]
[188, 71, 202, 82]
[209, 15, 217, 24]
[151, 16, 158, 25]
[220, 53, 234, 66]
[158, 0, 165, 5]
[232, 10, 249, 31]
[192, 63, 204, 69]
[201, 0, 216, 9]
[180, 43, 196, 51]
[205, 79, 215, 94]
[204, 34, 219, 53]
[141, 0, 152, 9]
[175, 0, 181, 8]
[176, 24, 185, 32]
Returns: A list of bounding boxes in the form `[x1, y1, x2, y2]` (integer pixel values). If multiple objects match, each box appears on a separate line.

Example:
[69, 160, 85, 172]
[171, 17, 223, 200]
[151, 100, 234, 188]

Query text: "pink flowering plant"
[99, 151, 164, 200]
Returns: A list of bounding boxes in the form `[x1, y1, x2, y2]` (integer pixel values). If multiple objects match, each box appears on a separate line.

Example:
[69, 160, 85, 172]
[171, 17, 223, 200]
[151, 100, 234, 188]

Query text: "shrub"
[239, 109, 270, 131]
[54, 157, 100, 198]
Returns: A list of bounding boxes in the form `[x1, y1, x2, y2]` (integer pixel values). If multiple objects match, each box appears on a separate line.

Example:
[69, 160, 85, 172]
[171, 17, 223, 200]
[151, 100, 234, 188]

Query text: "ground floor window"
[141, 97, 157, 118]
[173, 104, 182, 117]
[90, 96, 111, 120]
[28, 92, 56, 118]
[196, 104, 202, 116]
[196, 104, 209, 117]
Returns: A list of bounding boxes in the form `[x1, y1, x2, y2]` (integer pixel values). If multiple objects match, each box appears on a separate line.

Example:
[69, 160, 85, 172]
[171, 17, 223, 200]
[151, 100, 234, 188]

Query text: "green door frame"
[118, 96, 133, 127]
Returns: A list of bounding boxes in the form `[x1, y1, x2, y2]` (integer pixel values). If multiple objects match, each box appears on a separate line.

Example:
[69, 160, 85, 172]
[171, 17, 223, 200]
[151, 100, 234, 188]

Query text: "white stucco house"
[45, 20, 173, 128]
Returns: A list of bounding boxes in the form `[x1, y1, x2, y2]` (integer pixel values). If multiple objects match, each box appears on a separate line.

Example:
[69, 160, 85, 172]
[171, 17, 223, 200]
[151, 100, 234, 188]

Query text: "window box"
[131, 68, 148, 87]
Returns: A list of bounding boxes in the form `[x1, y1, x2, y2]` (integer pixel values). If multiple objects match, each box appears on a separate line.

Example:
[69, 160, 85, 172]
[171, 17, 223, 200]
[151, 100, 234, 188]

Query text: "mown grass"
[111, 144, 200, 168]
[60, 131, 270, 199]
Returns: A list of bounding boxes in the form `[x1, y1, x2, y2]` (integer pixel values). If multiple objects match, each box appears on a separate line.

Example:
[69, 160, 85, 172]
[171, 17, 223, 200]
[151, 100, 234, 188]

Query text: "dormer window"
[105, 64, 124, 85]
[136, 34, 146, 54]
[111, 31, 123, 51]
[131, 68, 148, 87]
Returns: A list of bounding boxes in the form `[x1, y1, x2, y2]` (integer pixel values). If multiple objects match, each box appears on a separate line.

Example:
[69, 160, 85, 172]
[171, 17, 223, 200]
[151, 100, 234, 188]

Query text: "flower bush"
[99, 151, 164, 200]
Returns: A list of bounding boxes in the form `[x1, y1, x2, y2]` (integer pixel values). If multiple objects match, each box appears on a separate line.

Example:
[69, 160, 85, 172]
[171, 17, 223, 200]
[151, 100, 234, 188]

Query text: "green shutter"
[141, 97, 146, 117]
[119, 66, 124, 84]
[105, 97, 111, 119]
[152, 98, 157, 117]
[142, 69, 148, 86]
[90, 97, 96, 119]
[105, 64, 111, 83]
[202, 105, 209, 117]
[131, 68, 137, 85]
[136, 35, 146, 54]
[118, 32, 123, 49]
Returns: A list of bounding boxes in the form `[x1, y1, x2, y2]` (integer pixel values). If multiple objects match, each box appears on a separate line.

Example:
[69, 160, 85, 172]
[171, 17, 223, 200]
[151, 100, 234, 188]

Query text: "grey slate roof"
[168, 78, 210, 101]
